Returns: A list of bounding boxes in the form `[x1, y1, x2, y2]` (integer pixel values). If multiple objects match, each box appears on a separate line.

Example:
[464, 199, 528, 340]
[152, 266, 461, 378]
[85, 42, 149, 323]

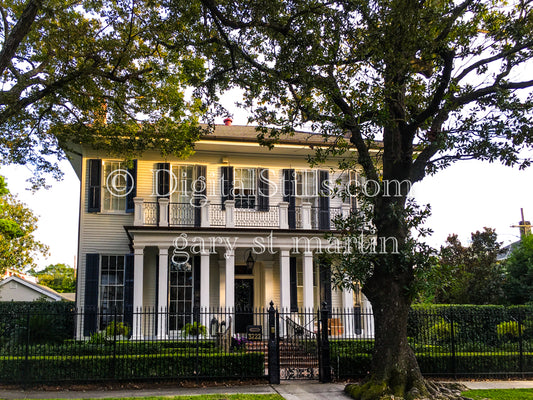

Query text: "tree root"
[344, 380, 472, 400]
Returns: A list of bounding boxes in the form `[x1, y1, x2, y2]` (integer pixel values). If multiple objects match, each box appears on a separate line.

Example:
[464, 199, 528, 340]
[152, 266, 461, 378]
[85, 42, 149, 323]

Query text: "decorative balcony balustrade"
[133, 198, 350, 230]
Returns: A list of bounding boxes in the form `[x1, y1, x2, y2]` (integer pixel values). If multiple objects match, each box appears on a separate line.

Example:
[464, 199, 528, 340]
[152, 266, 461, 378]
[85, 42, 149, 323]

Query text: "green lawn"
[23, 395, 285, 400]
[462, 389, 533, 400]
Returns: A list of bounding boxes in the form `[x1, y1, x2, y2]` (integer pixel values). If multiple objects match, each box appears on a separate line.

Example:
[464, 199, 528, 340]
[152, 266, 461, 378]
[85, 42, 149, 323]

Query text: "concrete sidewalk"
[1, 380, 532, 400]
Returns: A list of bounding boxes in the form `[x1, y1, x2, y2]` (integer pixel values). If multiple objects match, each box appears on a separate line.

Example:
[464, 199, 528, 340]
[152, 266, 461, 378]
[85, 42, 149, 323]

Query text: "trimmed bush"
[0, 352, 265, 383]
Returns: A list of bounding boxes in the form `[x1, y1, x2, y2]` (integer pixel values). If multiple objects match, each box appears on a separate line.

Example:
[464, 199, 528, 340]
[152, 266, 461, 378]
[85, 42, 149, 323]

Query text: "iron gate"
[267, 303, 332, 382]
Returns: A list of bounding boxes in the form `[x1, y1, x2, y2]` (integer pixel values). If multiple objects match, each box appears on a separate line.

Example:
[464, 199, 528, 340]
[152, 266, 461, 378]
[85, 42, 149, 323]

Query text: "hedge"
[332, 352, 533, 379]
[0, 352, 265, 383]
[0, 302, 75, 346]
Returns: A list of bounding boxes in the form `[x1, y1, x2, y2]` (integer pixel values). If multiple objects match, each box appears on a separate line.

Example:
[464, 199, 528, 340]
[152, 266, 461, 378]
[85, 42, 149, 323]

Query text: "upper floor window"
[87, 158, 136, 214]
[171, 165, 196, 203]
[296, 170, 317, 198]
[234, 168, 256, 209]
[102, 161, 127, 212]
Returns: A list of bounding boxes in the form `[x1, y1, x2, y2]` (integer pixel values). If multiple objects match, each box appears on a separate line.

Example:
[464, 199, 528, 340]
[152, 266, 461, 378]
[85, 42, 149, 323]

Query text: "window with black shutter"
[84, 253, 100, 336]
[156, 162, 170, 198]
[221, 166, 234, 209]
[257, 168, 269, 211]
[194, 165, 207, 226]
[290, 256, 298, 312]
[283, 169, 296, 229]
[124, 254, 134, 333]
[125, 160, 137, 213]
[318, 170, 330, 230]
[88, 160, 101, 213]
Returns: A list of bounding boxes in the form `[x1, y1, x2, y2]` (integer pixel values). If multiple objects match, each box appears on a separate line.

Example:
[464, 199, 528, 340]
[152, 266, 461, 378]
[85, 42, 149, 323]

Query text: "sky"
[1, 135, 532, 271]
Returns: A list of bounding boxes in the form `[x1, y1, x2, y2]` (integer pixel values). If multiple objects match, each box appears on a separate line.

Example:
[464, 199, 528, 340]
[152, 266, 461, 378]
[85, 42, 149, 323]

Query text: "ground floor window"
[169, 257, 194, 331]
[99, 255, 125, 328]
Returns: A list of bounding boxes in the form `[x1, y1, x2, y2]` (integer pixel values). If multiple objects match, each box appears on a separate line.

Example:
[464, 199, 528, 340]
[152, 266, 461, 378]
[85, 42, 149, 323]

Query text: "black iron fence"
[0, 304, 532, 384]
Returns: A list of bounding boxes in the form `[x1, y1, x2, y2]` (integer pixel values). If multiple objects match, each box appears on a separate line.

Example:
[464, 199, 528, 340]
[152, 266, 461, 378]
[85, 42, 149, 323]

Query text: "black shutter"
[194, 165, 207, 227]
[84, 253, 100, 336]
[88, 159, 101, 213]
[354, 305, 362, 334]
[156, 162, 170, 198]
[124, 254, 134, 334]
[318, 170, 330, 230]
[349, 171, 358, 212]
[221, 166, 234, 210]
[283, 169, 296, 229]
[319, 261, 332, 311]
[257, 168, 269, 211]
[193, 255, 201, 312]
[290, 257, 298, 312]
[125, 160, 137, 213]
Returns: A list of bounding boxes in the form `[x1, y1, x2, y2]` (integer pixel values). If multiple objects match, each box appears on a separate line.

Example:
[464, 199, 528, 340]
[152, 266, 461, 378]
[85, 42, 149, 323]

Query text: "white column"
[279, 202, 289, 229]
[158, 197, 169, 227]
[201, 200, 210, 227]
[132, 245, 144, 339]
[218, 259, 226, 308]
[303, 251, 314, 311]
[157, 247, 168, 339]
[200, 250, 211, 327]
[262, 261, 274, 308]
[342, 287, 355, 337]
[341, 203, 351, 219]
[225, 200, 235, 228]
[279, 250, 291, 313]
[133, 198, 144, 226]
[225, 249, 235, 310]
[302, 202, 311, 229]
[200, 251, 210, 309]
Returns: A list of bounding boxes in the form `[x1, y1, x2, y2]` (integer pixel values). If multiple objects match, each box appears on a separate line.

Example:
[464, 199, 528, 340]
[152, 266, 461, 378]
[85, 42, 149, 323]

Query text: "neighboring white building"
[71, 124, 373, 339]
[0, 275, 73, 302]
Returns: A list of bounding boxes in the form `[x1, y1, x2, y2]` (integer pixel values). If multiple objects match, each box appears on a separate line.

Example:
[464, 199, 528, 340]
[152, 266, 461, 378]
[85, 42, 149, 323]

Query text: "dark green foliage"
[0, 302, 75, 346]
[421, 228, 506, 304]
[0, 352, 265, 383]
[504, 234, 533, 304]
[28, 264, 76, 293]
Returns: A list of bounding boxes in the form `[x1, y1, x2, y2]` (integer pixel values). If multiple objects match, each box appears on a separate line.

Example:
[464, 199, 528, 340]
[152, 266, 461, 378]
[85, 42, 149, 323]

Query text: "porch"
[132, 198, 348, 230]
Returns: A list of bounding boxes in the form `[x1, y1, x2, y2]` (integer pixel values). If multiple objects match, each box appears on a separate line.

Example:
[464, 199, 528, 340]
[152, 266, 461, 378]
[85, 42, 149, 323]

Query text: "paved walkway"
[1, 380, 532, 400]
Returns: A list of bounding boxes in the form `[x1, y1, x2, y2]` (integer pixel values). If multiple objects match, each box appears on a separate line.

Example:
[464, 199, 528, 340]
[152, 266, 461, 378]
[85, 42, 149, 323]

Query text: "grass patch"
[461, 389, 533, 399]
[20, 396, 285, 400]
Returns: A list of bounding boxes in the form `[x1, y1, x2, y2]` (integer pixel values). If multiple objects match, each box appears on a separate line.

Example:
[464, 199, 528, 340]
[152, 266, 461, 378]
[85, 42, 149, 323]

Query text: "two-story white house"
[71, 123, 373, 339]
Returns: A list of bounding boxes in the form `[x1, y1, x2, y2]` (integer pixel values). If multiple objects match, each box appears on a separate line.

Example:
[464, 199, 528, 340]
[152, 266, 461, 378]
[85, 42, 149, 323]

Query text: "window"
[296, 170, 317, 198]
[99, 255, 125, 328]
[296, 262, 318, 310]
[169, 258, 194, 331]
[234, 168, 256, 208]
[102, 161, 127, 212]
[171, 165, 195, 203]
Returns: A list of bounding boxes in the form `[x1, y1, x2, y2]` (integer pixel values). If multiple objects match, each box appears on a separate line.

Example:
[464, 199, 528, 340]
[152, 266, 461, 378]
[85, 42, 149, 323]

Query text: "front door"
[235, 278, 254, 333]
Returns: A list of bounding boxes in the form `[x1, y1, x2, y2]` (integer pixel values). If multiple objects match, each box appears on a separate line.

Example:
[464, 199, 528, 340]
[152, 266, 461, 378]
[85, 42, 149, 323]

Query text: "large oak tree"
[164, 0, 533, 398]
[0, 0, 206, 188]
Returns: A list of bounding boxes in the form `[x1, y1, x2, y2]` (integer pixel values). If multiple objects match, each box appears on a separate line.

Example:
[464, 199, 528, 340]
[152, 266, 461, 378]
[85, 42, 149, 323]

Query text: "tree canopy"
[0, 0, 207, 188]
[421, 228, 505, 304]
[0, 176, 48, 274]
[28, 263, 76, 293]
[503, 233, 533, 304]
[163, 0, 533, 397]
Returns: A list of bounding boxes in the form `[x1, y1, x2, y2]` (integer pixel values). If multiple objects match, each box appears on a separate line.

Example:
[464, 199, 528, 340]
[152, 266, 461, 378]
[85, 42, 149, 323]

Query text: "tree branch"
[0, 0, 41, 77]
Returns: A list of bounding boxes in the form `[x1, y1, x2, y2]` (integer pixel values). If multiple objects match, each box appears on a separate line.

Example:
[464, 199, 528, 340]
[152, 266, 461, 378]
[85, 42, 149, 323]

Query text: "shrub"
[182, 322, 207, 337]
[497, 321, 520, 341]
[428, 318, 458, 344]
[105, 321, 130, 338]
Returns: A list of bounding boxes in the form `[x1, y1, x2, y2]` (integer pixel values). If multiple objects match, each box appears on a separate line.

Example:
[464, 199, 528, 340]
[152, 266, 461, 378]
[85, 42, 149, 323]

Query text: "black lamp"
[245, 250, 255, 273]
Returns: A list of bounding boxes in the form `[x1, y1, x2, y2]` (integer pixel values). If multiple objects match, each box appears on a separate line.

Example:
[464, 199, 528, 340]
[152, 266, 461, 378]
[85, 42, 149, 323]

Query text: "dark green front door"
[235, 278, 254, 333]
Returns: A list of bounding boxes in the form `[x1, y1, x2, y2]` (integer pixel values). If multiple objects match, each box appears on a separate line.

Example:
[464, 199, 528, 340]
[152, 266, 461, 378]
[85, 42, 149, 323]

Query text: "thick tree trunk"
[350, 276, 429, 400]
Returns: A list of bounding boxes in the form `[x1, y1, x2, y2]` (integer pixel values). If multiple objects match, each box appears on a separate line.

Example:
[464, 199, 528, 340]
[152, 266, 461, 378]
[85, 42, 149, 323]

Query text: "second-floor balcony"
[133, 198, 349, 230]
